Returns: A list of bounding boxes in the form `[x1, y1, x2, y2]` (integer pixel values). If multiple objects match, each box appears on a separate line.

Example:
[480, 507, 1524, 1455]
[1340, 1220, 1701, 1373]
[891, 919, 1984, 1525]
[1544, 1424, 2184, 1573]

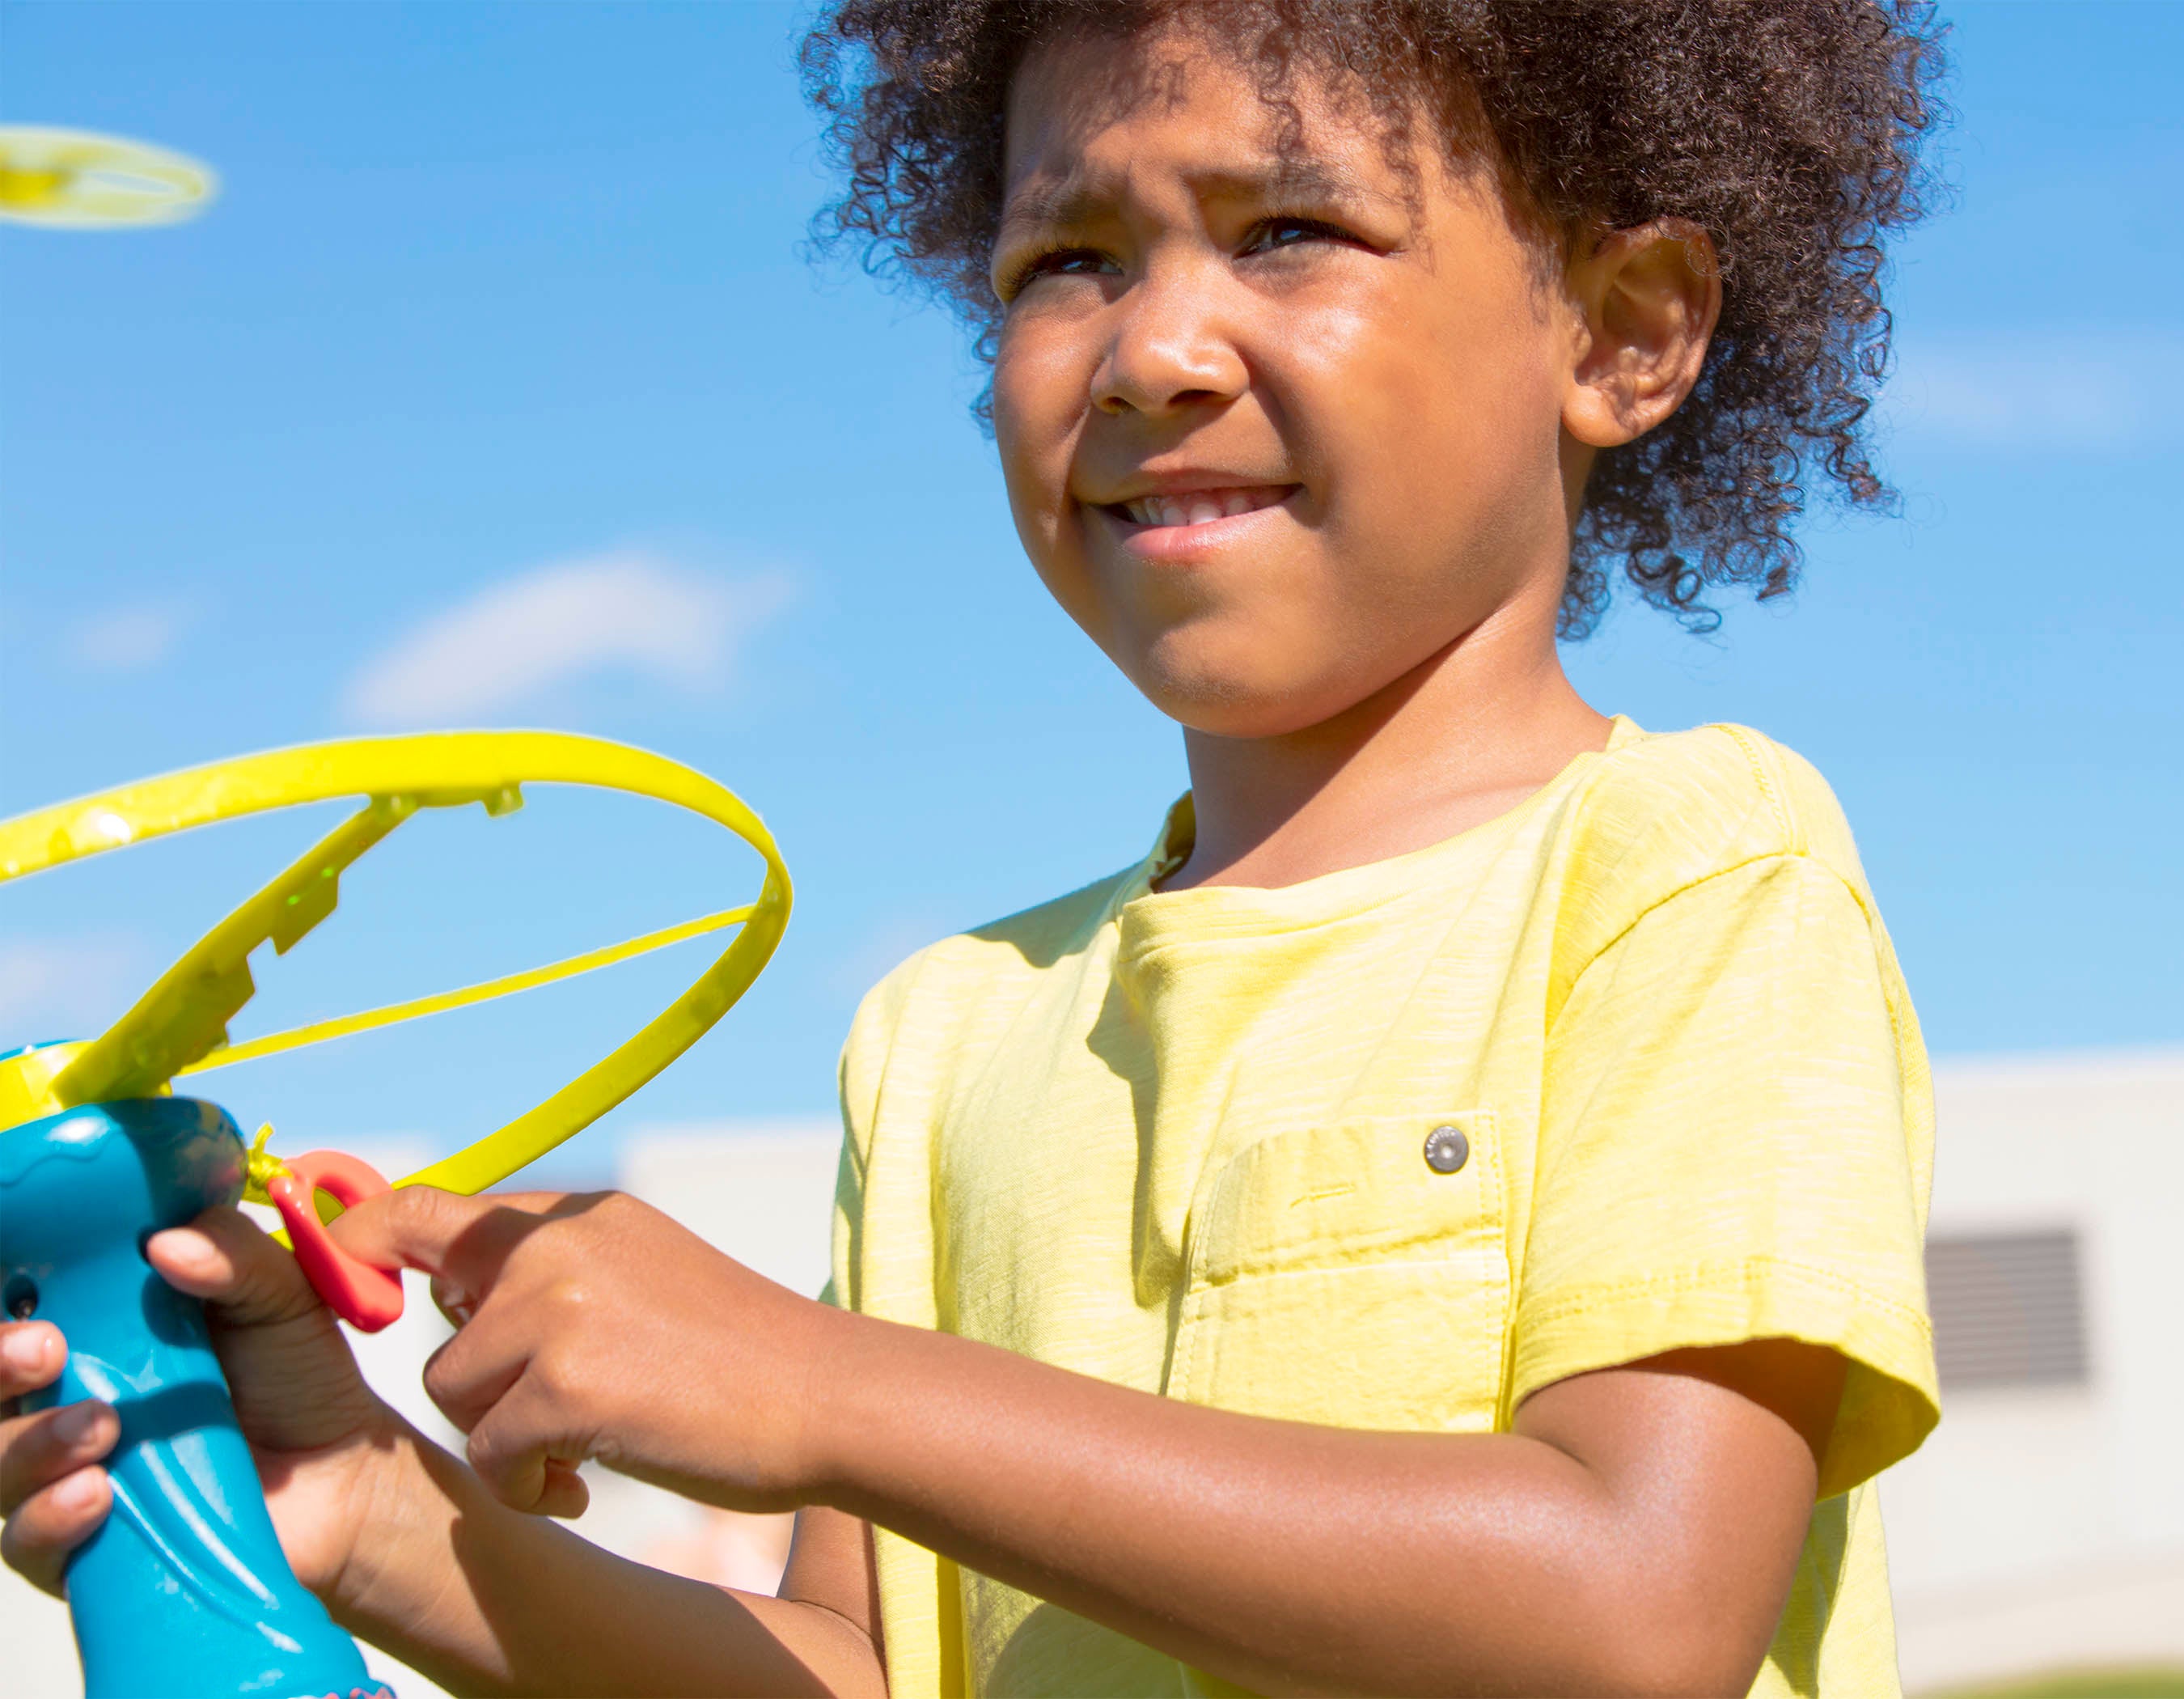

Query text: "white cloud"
[0, 932, 155, 1041]
[66, 598, 196, 673]
[1886, 330, 2182, 451]
[341, 553, 792, 727]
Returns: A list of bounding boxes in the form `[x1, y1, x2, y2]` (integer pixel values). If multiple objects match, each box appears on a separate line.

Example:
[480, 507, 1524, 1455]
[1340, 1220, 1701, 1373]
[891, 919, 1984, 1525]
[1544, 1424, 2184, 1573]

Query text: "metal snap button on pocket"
[1423, 1124, 1470, 1175]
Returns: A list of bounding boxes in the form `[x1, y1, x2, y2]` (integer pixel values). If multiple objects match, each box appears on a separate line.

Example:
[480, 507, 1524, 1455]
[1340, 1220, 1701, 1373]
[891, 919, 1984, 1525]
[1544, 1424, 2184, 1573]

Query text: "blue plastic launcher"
[1, 1059, 390, 1698]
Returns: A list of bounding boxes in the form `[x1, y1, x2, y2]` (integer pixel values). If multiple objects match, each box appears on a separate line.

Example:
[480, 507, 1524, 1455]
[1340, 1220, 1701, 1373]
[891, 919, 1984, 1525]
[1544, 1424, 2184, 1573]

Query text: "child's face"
[989, 22, 1587, 740]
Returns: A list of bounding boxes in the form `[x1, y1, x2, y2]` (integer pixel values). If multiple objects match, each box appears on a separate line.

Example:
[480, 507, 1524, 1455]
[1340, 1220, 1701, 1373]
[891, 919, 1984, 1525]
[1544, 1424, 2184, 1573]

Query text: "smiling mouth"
[1107, 485, 1297, 528]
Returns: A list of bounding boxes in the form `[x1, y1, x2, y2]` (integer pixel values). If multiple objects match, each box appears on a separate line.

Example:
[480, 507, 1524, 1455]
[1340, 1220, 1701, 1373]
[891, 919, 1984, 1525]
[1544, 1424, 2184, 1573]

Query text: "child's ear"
[1560, 219, 1721, 448]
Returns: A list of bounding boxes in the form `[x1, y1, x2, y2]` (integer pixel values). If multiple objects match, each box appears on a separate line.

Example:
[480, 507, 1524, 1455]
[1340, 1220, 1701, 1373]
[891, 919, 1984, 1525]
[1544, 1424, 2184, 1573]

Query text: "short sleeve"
[822, 977, 890, 1314]
[817, 1118, 860, 1313]
[1516, 852, 1938, 1498]
[823, 943, 941, 1319]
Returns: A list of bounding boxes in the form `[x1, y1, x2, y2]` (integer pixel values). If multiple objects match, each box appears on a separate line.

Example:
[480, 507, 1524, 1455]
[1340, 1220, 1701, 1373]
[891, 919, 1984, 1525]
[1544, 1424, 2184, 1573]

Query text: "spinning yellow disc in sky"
[0, 125, 217, 227]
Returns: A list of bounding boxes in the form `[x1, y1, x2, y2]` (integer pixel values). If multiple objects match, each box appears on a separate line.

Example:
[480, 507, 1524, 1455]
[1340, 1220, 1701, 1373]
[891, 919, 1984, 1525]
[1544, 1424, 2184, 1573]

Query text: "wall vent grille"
[1926, 1229, 2091, 1392]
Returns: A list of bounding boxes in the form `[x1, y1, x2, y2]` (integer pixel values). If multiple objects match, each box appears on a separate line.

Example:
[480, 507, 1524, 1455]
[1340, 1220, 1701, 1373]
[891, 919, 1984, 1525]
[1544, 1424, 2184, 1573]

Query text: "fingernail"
[54, 1402, 106, 1446]
[2, 1327, 50, 1372]
[151, 1231, 216, 1274]
[53, 1469, 102, 1512]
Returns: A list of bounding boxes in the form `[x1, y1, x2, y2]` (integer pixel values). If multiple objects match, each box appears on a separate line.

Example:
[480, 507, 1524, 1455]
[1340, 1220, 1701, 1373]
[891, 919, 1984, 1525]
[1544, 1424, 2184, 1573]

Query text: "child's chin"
[1136, 667, 1362, 741]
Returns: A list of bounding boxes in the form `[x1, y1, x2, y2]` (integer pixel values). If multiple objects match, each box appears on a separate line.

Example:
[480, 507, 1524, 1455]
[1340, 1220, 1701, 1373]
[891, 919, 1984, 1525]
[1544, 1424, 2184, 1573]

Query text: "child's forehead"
[1001, 28, 1420, 220]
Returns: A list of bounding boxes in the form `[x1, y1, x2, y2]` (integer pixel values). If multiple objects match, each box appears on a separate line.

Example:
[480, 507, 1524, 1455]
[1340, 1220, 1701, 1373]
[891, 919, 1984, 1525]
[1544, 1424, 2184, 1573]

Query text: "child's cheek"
[1310, 302, 1568, 577]
[992, 341, 1083, 539]
[998, 455, 1087, 623]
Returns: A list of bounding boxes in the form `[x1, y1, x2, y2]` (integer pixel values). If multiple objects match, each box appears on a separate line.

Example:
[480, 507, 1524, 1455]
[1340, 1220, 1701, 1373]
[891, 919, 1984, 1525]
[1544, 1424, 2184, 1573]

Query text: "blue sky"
[2, 2, 2178, 1175]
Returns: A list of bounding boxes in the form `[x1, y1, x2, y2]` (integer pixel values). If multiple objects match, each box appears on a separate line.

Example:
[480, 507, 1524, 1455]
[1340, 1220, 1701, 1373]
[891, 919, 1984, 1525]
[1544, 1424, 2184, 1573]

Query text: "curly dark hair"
[800, 0, 1948, 633]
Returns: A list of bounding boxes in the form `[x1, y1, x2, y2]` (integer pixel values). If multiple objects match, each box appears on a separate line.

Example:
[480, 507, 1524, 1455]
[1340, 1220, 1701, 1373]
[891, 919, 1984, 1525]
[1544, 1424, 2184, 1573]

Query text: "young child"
[1, 2, 1948, 1693]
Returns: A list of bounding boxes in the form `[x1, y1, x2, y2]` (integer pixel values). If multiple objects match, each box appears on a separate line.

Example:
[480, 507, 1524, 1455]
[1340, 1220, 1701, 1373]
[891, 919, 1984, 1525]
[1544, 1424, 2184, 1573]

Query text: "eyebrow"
[995, 158, 1389, 243]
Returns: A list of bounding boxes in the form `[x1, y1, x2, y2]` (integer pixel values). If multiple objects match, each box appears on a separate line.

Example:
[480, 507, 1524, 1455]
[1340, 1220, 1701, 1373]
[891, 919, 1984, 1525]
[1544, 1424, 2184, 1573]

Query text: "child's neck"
[1160, 608, 1612, 893]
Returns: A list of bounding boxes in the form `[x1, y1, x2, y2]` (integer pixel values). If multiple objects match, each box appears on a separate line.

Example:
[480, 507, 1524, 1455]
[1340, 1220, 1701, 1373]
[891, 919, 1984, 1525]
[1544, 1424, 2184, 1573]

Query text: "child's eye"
[1002, 247, 1119, 300]
[1241, 215, 1359, 256]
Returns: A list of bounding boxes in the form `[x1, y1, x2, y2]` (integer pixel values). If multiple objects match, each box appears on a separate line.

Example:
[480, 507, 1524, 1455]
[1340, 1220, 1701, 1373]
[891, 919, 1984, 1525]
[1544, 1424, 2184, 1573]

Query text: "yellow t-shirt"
[829, 718, 1939, 1698]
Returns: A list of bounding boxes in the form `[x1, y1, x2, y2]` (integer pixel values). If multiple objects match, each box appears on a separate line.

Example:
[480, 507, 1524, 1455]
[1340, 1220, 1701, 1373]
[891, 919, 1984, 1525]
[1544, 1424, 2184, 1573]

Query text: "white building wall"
[1886, 1049, 2184, 1691]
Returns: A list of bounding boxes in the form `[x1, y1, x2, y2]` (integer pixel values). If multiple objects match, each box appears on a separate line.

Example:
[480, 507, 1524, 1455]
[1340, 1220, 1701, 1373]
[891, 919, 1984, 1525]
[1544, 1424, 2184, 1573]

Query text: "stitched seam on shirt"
[1570, 831, 1912, 1081]
[1552, 850, 1826, 1021]
[1191, 1110, 1503, 1287]
[1520, 1254, 1934, 1338]
[1118, 759, 1605, 949]
[1123, 902, 1424, 951]
[1194, 1248, 1511, 1293]
[1199, 1239, 1506, 1288]
[1712, 722, 1798, 850]
[1167, 1287, 1207, 1398]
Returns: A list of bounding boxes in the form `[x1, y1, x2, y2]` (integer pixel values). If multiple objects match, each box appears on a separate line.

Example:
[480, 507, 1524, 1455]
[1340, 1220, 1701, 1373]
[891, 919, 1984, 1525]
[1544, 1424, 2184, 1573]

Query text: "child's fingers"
[429, 1273, 478, 1328]
[1, 1399, 116, 1517]
[0, 1322, 65, 1413]
[331, 1186, 562, 1295]
[146, 1206, 322, 1328]
[0, 1463, 111, 1595]
[421, 1309, 528, 1435]
[463, 1375, 592, 1515]
[540, 1458, 590, 1519]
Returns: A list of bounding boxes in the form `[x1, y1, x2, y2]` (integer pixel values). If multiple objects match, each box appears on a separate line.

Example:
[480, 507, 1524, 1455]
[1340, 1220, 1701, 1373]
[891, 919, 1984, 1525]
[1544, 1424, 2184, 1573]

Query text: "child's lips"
[1095, 484, 1301, 557]
[1111, 485, 1295, 528]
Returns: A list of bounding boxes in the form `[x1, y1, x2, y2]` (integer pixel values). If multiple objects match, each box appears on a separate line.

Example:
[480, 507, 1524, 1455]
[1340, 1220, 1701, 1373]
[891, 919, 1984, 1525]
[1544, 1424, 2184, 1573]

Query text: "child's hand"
[2, 1207, 401, 1598]
[330, 1188, 842, 1518]
[0, 1317, 112, 1593]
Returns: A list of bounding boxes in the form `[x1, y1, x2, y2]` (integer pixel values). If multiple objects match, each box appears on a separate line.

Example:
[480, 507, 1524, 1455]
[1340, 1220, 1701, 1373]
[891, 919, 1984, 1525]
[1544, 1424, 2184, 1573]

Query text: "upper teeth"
[1123, 489, 1280, 527]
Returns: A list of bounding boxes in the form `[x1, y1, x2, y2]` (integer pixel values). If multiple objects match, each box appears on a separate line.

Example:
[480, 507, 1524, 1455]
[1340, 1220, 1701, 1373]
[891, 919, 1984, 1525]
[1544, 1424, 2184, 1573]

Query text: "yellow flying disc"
[0, 126, 218, 227]
[0, 732, 789, 1200]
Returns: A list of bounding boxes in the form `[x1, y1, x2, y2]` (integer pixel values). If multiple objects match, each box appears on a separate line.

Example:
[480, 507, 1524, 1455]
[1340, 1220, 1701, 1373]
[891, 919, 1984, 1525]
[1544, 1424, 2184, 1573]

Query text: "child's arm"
[343, 1188, 1844, 1698]
[818, 1322, 1839, 1697]
[328, 1426, 883, 1697]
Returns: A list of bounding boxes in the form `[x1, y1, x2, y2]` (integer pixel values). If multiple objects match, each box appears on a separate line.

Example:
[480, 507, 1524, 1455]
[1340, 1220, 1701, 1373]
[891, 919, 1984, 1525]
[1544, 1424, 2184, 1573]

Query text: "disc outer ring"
[0, 731, 790, 1196]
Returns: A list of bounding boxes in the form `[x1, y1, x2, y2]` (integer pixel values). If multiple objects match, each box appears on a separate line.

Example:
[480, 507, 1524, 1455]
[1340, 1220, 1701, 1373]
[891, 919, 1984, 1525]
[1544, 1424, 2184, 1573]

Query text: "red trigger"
[269, 1150, 405, 1332]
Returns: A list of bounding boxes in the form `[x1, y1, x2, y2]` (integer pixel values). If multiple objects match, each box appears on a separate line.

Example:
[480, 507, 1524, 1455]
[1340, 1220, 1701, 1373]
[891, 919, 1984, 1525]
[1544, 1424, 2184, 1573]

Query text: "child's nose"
[1090, 265, 1246, 417]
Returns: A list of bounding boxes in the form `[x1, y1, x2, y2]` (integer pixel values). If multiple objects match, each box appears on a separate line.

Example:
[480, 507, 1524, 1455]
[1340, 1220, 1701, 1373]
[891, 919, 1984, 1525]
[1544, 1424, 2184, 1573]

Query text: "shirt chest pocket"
[1166, 1112, 1509, 1432]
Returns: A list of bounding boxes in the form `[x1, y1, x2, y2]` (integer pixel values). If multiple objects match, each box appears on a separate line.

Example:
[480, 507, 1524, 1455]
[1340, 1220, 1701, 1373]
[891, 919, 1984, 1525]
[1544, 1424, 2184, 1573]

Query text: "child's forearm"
[334, 1421, 882, 1699]
[809, 1316, 1829, 1698]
